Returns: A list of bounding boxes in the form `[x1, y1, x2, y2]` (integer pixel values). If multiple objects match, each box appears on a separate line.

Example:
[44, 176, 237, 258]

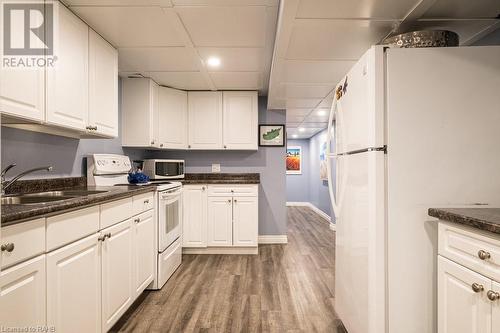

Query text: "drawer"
[207, 184, 258, 197]
[100, 197, 133, 229]
[439, 221, 500, 282]
[47, 206, 100, 252]
[158, 237, 182, 288]
[132, 192, 154, 216]
[1, 218, 45, 269]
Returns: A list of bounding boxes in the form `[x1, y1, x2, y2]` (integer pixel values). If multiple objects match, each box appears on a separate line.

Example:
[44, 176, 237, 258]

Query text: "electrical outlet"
[212, 164, 221, 173]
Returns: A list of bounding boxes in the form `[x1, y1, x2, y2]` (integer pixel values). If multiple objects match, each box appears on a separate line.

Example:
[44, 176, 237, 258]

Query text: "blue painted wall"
[285, 139, 310, 202]
[1, 95, 287, 236]
[286, 129, 335, 221]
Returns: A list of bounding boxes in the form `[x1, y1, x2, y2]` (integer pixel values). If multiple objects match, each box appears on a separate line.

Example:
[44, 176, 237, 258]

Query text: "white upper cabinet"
[88, 29, 118, 138]
[122, 78, 159, 147]
[0, 67, 45, 122]
[46, 3, 89, 131]
[158, 87, 188, 149]
[188, 91, 223, 149]
[223, 91, 258, 150]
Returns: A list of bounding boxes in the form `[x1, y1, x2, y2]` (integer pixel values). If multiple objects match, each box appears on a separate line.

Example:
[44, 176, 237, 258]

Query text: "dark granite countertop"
[428, 208, 500, 235]
[180, 173, 260, 184]
[2, 182, 156, 227]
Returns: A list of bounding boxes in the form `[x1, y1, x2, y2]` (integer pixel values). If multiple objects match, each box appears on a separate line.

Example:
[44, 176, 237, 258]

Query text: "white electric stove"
[87, 154, 182, 289]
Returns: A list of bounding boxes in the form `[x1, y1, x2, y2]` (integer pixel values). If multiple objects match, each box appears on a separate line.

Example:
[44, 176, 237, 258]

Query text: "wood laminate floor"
[111, 206, 344, 333]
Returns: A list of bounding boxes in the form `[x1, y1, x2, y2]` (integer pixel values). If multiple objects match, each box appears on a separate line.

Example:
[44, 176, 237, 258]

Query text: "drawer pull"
[1, 243, 15, 253]
[234, 199, 238, 203]
[478, 250, 491, 260]
[487, 290, 500, 301]
[134, 218, 141, 223]
[98, 233, 112, 242]
[472, 283, 484, 293]
[227, 199, 231, 203]
[144, 199, 150, 204]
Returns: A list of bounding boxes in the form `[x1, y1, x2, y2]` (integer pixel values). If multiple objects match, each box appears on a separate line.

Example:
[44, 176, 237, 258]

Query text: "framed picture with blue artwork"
[259, 124, 285, 147]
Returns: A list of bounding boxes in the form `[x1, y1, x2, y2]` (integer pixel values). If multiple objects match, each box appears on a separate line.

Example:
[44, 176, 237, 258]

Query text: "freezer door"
[333, 46, 385, 154]
[335, 150, 386, 333]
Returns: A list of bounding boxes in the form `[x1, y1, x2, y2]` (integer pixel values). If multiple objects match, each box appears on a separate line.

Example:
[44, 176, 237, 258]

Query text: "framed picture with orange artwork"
[286, 146, 302, 175]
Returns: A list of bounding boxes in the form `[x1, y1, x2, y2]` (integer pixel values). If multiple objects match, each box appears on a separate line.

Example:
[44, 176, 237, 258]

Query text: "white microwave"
[142, 159, 185, 180]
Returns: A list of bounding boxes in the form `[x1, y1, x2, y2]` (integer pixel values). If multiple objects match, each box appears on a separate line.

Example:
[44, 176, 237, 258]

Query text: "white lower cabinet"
[101, 219, 133, 332]
[232, 196, 258, 247]
[0, 255, 46, 327]
[132, 210, 155, 298]
[183, 185, 208, 247]
[207, 196, 233, 246]
[47, 234, 101, 333]
[438, 256, 491, 333]
[438, 222, 500, 333]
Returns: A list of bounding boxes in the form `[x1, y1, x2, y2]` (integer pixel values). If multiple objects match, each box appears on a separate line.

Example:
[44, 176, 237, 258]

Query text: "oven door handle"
[160, 189, 183, 201]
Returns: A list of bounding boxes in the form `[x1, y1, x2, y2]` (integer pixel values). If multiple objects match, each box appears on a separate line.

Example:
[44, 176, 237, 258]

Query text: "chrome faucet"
[1, 164, 53, 195]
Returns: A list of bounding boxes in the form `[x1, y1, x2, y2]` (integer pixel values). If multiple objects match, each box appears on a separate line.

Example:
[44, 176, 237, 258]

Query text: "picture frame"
[286, 146, 302, 175]
[259, 124, 285, 147]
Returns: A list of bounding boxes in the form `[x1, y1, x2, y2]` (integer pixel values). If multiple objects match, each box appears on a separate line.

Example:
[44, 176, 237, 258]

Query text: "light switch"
[212, 164, 221, 173]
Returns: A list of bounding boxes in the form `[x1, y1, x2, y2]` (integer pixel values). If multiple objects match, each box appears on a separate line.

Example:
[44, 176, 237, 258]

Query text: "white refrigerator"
[326, 45, 500, 333]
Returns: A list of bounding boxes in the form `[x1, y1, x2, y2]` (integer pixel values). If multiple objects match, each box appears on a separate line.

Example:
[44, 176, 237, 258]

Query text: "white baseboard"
[287, 201, 336, 231]
[258, 235, 288, 244]
[183, 247, 258, 255]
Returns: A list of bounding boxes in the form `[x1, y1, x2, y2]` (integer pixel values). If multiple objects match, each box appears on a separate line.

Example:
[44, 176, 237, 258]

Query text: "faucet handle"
[1, 163, 16, 177]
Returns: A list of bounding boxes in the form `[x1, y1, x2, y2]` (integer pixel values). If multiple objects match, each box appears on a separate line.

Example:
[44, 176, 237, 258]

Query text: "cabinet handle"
[160, 144, 164, 147]
[106, 233, 112, 239]
[472, 283, 484, 293]
[188, 145, 191, 149]
[86, 126, 92, 130]
[144, 199, 149, 204]
[151, 140, 155, 145]
[478, 250, 491, 260]
[98, 235, 107, 242]
[487, 290, 500, 301]
[228, 199, 231, 203]
[224, 145, 227, 149]
[134, 218, 141, 223]
[93, 126, 98, 131]
[202, 187, 206, 191]
[234, 199, 238, 203]
[1, 243, 15, 253]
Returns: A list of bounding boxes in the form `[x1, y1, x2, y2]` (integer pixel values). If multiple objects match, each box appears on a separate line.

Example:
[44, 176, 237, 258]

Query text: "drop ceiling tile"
[287, 115, 306, 123]
[209, 72, 261, 90]
[176, 6, 267, 47]
[118, 47, 199, 72]
[409, 19, 499, 44]
[173, 0, 278, 5]
[70, 6, 184, 47]
[142, 71, 210, 90]
[296, 0, 419, 19]
[65, 0, 171, 5]
[286, 98, 322, 108]
[305, 114, 329, 122]
[279, 83, 334, 99]
[197, 48, 262, 71]
[284, 60, 355, 84]
[287, 20, 395, 60]
[422, 0, 500, 18]
[300, 122, 327, 128]
[287, 108, 312, 117]
[318, 97, 333, 108]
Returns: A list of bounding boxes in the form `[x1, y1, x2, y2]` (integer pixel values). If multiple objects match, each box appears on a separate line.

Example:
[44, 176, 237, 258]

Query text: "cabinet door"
[101, 219, 133, 332]
[182, 185, 208, 247]
[89, 29, 118, 138]
[223, 91, 258, 150]
[232, 196, 258, 247]
[47, 234, 101, 333]
[0, 255, 46, 327]
[46, 4, 88, 131]
[207, 196, 233, 247]
[158, 87, 188, 149]
[188, 91, 222, 149]
[133, 210, 155, 298]
[121, 78, 158, 147]
[0, 67, 44, 122]
[492, 280, 500, 332]
[438, 256, 491, 333]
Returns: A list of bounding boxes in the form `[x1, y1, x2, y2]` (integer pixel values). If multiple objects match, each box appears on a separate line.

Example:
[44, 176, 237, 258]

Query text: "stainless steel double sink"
[1, 190, 107, 205]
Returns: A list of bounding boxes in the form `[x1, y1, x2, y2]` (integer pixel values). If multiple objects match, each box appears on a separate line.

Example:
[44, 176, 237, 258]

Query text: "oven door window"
[164, 199, 179, 234]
